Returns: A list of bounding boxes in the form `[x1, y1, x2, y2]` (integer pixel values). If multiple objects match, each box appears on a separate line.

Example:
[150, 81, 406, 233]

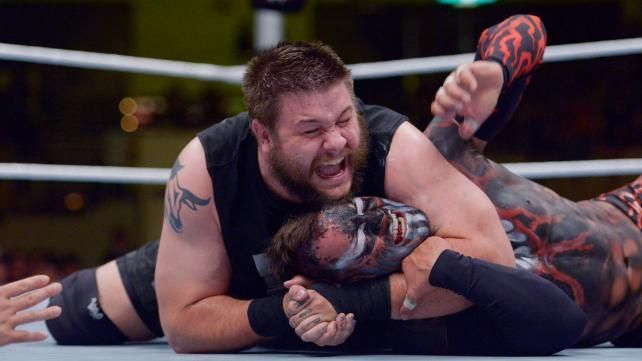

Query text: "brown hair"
[242, 41, 354, 130]
[266, 211, 324, 278]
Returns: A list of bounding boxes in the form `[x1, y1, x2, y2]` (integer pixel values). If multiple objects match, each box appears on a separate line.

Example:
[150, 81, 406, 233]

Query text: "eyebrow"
[298, 105, 353, 125]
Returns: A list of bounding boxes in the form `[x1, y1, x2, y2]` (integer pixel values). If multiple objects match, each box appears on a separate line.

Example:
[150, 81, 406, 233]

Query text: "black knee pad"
[46, 268, 127, 345]
[116, 239, 163, 337]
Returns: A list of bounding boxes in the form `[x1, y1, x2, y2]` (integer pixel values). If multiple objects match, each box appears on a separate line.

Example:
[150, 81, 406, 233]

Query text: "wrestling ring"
[1, 35, 642, 360]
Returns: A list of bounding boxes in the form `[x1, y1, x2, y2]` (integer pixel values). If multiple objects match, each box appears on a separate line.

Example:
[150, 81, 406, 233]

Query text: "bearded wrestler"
[48, 16, 545, 352]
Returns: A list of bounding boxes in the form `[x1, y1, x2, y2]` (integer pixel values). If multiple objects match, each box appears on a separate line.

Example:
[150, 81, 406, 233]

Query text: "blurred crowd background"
[0, 0, 640, 284]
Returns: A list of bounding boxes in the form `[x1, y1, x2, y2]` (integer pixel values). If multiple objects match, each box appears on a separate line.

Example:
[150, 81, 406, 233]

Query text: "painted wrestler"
[269, 197, 432, 284]
[426, 119, 642, 347]
[277, 15, 642, 348]
[271, 53, 642, 348]
[421, 14, 642, 346]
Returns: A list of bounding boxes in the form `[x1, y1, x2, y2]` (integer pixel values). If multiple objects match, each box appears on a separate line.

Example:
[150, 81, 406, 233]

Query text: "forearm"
[162, 295, 263, 353]
[389, 273, 472, 319]
[433, 250, 586, 355]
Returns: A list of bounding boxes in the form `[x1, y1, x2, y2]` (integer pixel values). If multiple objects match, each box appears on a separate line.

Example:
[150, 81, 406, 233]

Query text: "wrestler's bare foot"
[96, 261, 154, 341]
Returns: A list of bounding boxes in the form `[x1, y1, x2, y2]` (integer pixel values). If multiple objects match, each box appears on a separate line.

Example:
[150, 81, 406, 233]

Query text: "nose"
[322, 127, 347, 153]
[352, 211, 383, 229]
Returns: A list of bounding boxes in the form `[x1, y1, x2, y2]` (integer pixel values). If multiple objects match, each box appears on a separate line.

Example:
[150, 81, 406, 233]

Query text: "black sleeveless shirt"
[197, 100, 406, 299]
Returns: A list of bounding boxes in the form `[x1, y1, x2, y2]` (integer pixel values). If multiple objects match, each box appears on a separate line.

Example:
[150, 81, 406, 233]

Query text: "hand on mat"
[430, 60, 504, 139]
[0, 275, 62, 346]
[399, 236, 451, 320]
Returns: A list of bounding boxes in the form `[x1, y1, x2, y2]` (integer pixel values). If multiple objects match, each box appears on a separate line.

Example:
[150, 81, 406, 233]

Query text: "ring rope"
[1, 159, 641, 184]
[0, 163, 169, 184]
[0, 43, 246, 84]
[0, 37, 641, 82]
[0, 38, 640, 182]
[351, 37, 642, 79]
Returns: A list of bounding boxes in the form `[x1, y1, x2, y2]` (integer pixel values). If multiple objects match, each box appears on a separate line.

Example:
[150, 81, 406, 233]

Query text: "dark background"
[0, 0, 640, 283]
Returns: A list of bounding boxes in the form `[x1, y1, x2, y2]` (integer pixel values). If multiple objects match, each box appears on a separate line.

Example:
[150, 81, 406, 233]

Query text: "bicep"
[385, 122, 513, 265]
[156, 138, 231, 323]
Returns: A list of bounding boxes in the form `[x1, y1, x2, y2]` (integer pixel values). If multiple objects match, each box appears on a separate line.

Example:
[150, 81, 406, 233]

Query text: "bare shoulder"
[162, 136, 219, 238]
[157, 136, 230, 304]
[384, 122, 479, 217]
[385, 122, 513, 263]
[175, 137, 210, 185]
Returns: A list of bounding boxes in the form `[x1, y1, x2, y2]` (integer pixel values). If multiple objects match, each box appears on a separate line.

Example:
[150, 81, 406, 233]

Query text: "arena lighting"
[437, 0, 496, 8]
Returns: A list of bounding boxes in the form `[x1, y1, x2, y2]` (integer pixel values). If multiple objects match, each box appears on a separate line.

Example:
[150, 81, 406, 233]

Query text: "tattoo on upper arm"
[164, 159, 211, 233]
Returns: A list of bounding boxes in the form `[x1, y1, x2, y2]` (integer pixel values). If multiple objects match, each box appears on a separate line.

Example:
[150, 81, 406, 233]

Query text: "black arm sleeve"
[430, 250, 586, 356]
[473, 14, 547, 141]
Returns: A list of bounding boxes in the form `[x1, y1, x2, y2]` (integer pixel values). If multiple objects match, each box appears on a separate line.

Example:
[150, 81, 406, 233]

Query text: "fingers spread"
[1, 275, 51, 298]
[10, 282, 62, 311]
[11, 305, 62, 327]
[1, 330, 48, 345]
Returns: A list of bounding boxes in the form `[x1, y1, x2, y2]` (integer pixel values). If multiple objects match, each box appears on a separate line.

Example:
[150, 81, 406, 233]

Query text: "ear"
[251, 119, 272, 153]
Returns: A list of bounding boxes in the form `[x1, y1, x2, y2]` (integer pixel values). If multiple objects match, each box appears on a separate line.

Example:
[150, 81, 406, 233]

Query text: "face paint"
[308, 196, 430, 283]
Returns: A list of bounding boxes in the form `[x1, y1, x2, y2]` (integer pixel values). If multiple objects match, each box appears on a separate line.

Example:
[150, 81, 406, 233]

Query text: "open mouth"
[316, 157, 346, 179]
[390, 212, 406, 244]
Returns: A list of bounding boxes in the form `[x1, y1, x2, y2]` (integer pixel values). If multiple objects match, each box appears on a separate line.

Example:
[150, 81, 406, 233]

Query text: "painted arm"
[385, 122, 515, 319]
[431, 14, 546, 146]
[421, 249, 585, 355]
[155, 138, 263, 353]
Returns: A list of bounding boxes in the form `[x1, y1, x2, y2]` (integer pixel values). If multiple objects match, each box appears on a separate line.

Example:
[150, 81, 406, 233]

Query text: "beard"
[269, 115, 369, 208]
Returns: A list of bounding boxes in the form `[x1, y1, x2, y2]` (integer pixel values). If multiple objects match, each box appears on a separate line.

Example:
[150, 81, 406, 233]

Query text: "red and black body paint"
[426, 117, 642, 347]
[449, 14, 642, 345]
[474, 14, 546, 142]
